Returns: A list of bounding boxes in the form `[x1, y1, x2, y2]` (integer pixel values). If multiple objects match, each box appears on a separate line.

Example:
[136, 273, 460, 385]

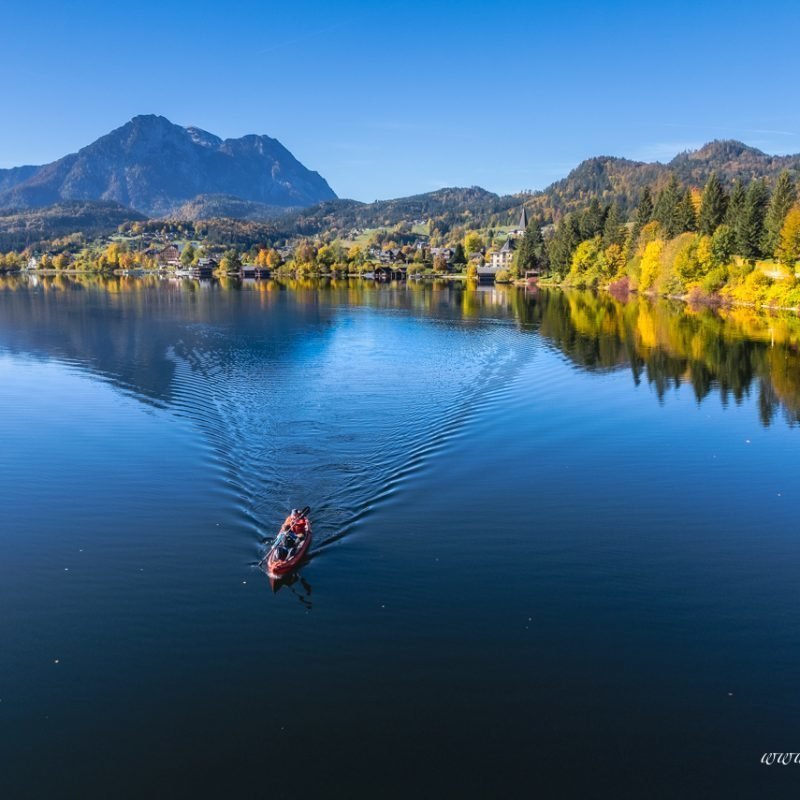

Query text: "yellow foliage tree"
[464, 231, 483, 255]
[777, 205, 800, 269]
[603, 243, 626, 279]
[639, 239, 665, 291]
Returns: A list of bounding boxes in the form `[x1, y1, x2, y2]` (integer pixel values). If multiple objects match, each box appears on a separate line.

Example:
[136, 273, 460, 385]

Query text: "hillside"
[525, 140, 800, 219]
[170, 194, 300, 222]
[272, 187, 521, 237]
[0, 201, 147, 252]
[3, 138, 800, 248]
[0, 115, 336, 216]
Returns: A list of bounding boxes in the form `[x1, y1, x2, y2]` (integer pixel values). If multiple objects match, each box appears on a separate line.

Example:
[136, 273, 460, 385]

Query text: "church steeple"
[519, 206, 529, 231]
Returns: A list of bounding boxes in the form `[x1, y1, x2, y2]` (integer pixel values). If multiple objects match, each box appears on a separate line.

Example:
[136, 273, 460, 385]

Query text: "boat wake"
[165, 308, 538, 569]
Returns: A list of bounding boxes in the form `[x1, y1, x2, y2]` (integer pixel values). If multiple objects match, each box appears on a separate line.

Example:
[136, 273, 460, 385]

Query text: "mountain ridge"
[0, 115, 337, 216]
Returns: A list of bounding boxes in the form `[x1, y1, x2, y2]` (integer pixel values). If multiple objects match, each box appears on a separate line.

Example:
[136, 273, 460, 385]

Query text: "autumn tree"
[463, 231, 483, 255]
[295, 241, 316, 264]
[219, 249, 241, 272]
[256, 248, 270, 267]
[777, 206, 800, 268]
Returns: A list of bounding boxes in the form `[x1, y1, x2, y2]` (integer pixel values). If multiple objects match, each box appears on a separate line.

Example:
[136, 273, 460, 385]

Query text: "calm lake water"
[1, 275, 799, 798]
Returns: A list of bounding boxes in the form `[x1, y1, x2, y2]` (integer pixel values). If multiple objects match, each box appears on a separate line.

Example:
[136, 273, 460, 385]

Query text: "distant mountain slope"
[274, 187, 520, 237]
[0, 165, 39, 194]
[271, 141, 800, 236]
[0, 201, 146, 251]
[527, 140, 800, 218]
[0, 115, 336, 216]
[170, 194, 299, 222]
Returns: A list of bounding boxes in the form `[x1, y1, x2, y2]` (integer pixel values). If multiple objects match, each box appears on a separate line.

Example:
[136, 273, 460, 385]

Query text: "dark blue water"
[1, 277, 798, 798]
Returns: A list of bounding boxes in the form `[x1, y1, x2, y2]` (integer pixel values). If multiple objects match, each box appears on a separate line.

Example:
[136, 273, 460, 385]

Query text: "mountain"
[0, 201, 146, 252]
[526, 140, 800, 218]
[3, 136, 799, 245]
[267, 141, 800, 237]
[0, 115, 336, 216]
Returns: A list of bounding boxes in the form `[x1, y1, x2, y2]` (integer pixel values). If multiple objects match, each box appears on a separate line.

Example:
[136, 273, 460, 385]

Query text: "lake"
[1, 275, 799, 798]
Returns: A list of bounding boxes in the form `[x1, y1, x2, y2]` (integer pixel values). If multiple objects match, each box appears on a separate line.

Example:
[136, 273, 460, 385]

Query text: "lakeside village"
[5, 169, 800, 311]
[1, 209, 537, 285]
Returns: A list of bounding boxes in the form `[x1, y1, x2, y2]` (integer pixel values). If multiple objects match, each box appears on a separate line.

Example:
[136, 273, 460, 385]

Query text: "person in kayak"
[277, 508, 308, 558]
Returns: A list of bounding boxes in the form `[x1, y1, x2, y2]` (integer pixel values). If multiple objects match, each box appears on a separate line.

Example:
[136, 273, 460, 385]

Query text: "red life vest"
[291, 517, 307, 534]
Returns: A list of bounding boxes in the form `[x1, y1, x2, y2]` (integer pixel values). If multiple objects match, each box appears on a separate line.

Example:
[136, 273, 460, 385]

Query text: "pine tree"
[631, 186, 654, 243]
[677, 189, 697, 233]
[452, 243, 466, 265]
[698, 172, 728, 236]
[547, 215, 581, 278]
[518, 217, 548, 273]
[763, 170, 797, 257]
[738, 180, 770, 260]
[654, 175, 682, 237]
[602, 203, 626, 248]
[726, 179, 746, 231]
[579, 198, 606, 240]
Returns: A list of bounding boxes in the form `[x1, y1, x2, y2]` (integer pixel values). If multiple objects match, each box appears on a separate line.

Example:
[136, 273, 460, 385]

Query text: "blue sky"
[2, 0, 799, 201]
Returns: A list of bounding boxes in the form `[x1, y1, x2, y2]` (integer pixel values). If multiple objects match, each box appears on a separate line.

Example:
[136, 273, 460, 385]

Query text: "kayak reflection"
[269, 572, 313, 610]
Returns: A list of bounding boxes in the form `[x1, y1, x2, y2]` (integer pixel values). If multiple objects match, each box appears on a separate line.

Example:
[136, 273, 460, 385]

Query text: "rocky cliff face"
[0, 115, 336, 216]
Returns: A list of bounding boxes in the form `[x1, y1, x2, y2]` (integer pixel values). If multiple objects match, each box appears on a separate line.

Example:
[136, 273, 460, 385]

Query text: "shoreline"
[520, 277, 800, 316]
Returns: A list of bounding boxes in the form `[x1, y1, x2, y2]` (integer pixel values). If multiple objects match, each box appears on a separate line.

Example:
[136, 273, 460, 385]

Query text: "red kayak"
[265, 509, 312, 576]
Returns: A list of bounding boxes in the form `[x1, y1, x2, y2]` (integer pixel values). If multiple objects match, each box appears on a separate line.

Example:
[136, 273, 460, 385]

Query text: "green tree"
[219, 249, 241, 272]
[517, 217, 548, 273]
[698, 172, 728, 236]
[763, 170, 797, 257]
[710, 224, 735, 266]
[632, 186, 654, 240]
[738, 179, 770, 260]
[180, 244, 196, 266]
[452, 243, 467, 265]
[547, 214, 581, 279]
[579, 198, 606, 240]
[677, 189, 697, 233]
[654, 175, 682, 237]
[602, 203, 626, 248]
[725, 179, 746, 236]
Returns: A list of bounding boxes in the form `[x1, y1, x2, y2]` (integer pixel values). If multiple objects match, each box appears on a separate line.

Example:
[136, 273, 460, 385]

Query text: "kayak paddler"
[277, 508, 308, 558]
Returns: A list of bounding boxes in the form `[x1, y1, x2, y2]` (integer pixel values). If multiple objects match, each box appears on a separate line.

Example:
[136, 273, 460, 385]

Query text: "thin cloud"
[258, 12, 379, 55]
[629, 141, 704, 162]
